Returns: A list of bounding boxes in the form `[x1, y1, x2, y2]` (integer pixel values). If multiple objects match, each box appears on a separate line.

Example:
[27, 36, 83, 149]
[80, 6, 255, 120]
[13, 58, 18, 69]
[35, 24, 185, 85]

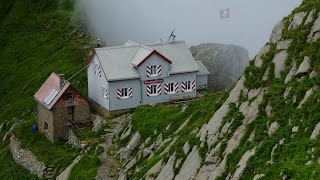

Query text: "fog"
[76, 0, 302, 57]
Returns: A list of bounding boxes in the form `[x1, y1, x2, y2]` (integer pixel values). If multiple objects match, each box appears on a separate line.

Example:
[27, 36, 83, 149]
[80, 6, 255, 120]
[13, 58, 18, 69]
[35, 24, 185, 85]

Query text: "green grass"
[14, 118, 80, 177]
[68, 155, 100, 180]
[0, 0, 91, 178]
[0, 0, 89, 123]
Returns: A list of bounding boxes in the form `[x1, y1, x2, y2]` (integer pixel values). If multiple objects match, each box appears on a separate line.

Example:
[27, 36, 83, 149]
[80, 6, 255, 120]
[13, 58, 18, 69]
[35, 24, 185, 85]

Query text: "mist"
[75, 0, 302, 58]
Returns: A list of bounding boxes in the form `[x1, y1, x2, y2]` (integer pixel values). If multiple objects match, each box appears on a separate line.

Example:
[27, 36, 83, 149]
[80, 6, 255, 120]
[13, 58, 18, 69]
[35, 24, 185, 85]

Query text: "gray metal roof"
[95, 41, 199, 81]
[196, 61, 210, 75]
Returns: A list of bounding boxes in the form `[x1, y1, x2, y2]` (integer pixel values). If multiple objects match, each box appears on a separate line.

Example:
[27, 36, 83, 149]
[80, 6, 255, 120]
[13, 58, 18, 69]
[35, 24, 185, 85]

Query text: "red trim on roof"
[137, 50, 172, 67]
[86, 49, 97, 66]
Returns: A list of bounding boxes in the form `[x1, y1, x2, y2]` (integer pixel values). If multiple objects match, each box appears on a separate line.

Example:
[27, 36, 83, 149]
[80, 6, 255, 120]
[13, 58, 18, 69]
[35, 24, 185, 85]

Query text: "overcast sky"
[77, 0, 302, 57]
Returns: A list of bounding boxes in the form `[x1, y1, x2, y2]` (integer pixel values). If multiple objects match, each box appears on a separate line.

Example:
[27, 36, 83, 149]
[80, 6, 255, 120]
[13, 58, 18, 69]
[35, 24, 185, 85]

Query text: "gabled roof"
[34, 72, 70, 110]
[94, 41, 199, 81]
[131, 45, 154, 67]
[196, 61, 210, 75]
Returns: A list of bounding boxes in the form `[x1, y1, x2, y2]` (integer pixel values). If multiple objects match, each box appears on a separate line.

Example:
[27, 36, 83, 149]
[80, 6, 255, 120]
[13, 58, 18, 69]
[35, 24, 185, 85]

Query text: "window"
[121, 88, 128, 97]
[150, 85, 157, 95]
[168, 83, 174, 93]
[44, 121, 48, 131]
[150, 65, 157, 76]
[117, 88, 133, 99]
[68, 93, 74, 99]
[185, 81, 191, 91]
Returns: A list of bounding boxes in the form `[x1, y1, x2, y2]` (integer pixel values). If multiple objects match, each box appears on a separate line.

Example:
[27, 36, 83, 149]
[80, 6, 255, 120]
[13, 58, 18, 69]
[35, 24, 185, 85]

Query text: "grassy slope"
[0, 0, 90, 178]
[118, 0, 320, 179]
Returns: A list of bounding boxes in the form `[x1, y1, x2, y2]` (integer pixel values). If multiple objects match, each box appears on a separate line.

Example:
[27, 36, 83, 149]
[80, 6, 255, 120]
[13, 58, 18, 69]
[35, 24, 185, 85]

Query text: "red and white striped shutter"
[181, 81, 186, 92]
[164, 83, 169, 94]
[146, 85, 151, 96]
[192, 80, 196, 91]
[146, 66, 151, 77]
[157, 65, 162, 76]
[117, 89, 122, 99]
[175, 82, 179, 93]
[97, 65, 101, 77]
[104, 88, 109, 99]
[157, 84, 161, 95]
[128, 88, 133, 98]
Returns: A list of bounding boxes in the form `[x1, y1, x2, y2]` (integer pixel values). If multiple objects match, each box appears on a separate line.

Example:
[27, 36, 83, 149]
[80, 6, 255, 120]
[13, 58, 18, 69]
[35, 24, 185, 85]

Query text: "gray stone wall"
[10, 135, 47, 178]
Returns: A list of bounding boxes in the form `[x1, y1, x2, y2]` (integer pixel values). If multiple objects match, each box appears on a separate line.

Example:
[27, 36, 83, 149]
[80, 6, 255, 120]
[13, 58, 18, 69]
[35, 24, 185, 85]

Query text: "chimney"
[96, 39, 101, 48]
[58, 74, 65, 89]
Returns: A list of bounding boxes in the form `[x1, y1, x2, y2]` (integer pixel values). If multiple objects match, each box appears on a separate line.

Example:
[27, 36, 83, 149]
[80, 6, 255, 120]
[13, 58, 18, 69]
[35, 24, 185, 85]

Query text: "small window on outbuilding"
[44, 121, 48, 130]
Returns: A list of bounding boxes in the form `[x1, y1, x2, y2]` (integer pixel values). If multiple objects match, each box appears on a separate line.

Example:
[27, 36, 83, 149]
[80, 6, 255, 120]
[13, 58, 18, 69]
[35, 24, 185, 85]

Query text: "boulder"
[272, 51, 288, 79]
[155, 133, 163, 148]
[146, 159, 163, 180]
[292, 126, 299, 133]
[255, 45, 271, 68]
[265, 102, 273, 117]
[283, 87, 292, 99]
[253, 174, 265, 180]
[310, 70, 318, 78]
[277, 39, 293, 50]
[268, 122, 280, 137]
[270, 21, 285, 43]
[124, 158, 137, 172]
[305, 9, 316, 25]
[262, 67, 270, 81]
[231, 147, 256, 180]
[298, 87, 317, 109]
[307, 12, 320, 43]
[127, 132, 141, 150]
[92, 114, 106, 133]
[285, 61, 297, 83]
[288, 12, 307, 29]
[183, 142, 190, 155]
[120, 124, 132, 140]
[175, 146, 201, 180]
[119, 147, 131, 160]
[156, 153, 176, 180]
[296, 56, 311, 77]
[310, 122, 320, 140]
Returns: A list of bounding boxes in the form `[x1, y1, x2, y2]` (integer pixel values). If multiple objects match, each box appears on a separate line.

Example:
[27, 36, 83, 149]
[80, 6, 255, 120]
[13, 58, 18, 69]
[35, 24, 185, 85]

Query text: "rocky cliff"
[190, 43, 249, 91]
[113, 1, 320, 179]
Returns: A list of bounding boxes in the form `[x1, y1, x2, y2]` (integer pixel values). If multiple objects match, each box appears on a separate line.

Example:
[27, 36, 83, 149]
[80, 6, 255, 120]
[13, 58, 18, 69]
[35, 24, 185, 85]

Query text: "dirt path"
[96, 115, 131, 180]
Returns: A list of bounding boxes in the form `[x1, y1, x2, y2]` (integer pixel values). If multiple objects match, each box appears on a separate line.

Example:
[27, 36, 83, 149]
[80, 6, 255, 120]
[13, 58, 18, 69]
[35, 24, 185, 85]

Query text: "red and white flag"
[220, 8, 230, 19]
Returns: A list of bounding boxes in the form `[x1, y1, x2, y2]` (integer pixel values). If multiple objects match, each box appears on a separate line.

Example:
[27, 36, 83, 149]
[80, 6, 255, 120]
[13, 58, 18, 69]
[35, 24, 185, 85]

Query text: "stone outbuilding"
[34, 72, 91, 142]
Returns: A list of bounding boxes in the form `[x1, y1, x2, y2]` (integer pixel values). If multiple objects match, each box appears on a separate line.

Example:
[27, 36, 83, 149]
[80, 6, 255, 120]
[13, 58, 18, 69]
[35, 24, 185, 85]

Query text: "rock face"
[296, 56, 311, 77]
[231, 147, 256, 180]
[285, 61, 297, 83]
[175, 146, 201, 180]
[127, 132, 141, 150]
[268, 122, 280, 137]
[255, 45, 271, 68]
[156, 153, 176, 180]
[308, 12, 320, 43]
[310, 122, 320, 140]
[272, 51, 288, 79]
[288, 12, 307, 29]
[190, 43, 249, 91]
[10, 135, 47, 178]
[270, 21, 285, 43]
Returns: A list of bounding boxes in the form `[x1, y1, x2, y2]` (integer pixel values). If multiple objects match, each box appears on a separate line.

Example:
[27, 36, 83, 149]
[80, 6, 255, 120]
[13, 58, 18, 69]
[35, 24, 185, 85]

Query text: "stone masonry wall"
[9, 135, 47, 178]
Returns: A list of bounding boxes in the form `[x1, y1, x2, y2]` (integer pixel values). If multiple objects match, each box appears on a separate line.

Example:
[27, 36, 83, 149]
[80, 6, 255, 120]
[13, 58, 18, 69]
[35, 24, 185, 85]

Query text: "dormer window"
[147, 65, 161, 77]
[150, 65, 157, 76]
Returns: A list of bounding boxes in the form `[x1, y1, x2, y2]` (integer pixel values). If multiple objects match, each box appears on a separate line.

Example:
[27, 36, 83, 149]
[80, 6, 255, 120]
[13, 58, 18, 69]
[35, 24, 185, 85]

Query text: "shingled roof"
[93, 41, 200, 81]
[34, 72, 70, 110]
